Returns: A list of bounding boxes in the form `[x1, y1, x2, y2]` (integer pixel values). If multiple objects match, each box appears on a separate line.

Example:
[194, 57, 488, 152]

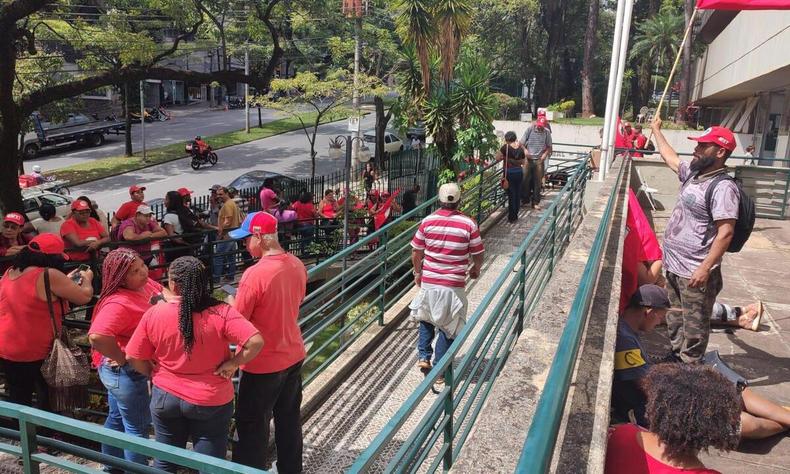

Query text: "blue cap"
[228, 211, 278, 240]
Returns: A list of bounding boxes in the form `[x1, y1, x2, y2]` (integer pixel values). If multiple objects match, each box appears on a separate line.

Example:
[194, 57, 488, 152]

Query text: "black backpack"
[704, 173, 755, 252]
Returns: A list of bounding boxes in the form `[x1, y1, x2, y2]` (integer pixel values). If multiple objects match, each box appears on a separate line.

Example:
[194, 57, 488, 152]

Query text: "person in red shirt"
[0, 234, 93, 410]
[631, 124, 649, 157]
[194, 136, 210, 158]
[228, 212, 307, 472]
[111, 185, 147, 230]
[126, 256, 262, 471]
[60, 199, 109, 262]
[605, 363, 740, 474]
[291, 191, 318, 253]
[89, 248, 164, 468]
[1, 212, 30, 273]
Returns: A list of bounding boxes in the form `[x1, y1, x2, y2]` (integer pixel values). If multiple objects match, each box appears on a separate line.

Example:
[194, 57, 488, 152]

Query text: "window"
[384, 135, 392, 144]
[40, 194, 70, 207]
[23, 198, 40, 214]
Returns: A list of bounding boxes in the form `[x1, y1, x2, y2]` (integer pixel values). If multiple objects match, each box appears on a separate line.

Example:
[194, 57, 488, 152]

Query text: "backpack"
[704, 173, 755, 253]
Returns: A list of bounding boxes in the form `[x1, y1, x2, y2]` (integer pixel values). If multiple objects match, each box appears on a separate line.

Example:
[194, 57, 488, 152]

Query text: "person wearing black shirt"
[403, 184, 420, 216]
[501, 131, 525, 223]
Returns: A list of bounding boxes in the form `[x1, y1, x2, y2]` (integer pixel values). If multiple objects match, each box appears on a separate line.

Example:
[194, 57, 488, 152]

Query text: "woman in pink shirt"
[126, 257, 262, 471]
[89, 248, 165, 468]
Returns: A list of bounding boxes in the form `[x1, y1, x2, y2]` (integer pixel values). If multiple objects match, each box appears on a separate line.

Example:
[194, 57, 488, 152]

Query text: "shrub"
[546, 99, 576, 115]
[493, 92, 525, 120]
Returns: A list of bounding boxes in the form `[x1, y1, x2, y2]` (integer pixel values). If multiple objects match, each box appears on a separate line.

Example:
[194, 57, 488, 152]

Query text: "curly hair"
[643, 363, 740, 461]
[168, 256, 221, 354]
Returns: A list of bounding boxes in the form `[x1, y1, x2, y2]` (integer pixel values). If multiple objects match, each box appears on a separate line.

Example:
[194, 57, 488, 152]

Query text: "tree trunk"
[123, 82, 133, 156]
[374, 96, 392, 168]
[0, 24, 24, 214]
[17, 132, 25, 175]
[581, 0, 599, 117]
[676, 0, 694, 125]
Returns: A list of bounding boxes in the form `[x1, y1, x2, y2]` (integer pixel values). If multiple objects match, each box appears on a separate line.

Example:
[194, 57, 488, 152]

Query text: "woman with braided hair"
[88, 248, 165, 467]
[126, 256, 263, 471]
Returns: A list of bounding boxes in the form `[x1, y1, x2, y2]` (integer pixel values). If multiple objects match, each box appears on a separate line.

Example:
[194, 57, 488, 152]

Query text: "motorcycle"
[185, 140, 218, 170]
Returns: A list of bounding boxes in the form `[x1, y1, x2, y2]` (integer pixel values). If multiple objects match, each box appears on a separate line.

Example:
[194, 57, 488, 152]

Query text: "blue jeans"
[98, 363, 152, 468]
[150, 385, 234, 473]
[506, 167, 523, 221]
[213, 240, 237, 283]
[417, 322, 453, 366]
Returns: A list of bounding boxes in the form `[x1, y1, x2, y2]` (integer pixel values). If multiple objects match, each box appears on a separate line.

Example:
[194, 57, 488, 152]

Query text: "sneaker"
[417, 359, 432, 370]
[432, 377, 445, 393]
[648, 351, 682, 365]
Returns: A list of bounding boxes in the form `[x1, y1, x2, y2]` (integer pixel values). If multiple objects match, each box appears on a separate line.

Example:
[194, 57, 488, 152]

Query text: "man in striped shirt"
[410, 183, 484, 390]
[520, 117, 553, 209]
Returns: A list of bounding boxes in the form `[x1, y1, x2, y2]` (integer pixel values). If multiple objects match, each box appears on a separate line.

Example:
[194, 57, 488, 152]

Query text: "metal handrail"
[350, 157, 591, 472]
[0, 401, 267, 473]
[515, 158, 626, 473]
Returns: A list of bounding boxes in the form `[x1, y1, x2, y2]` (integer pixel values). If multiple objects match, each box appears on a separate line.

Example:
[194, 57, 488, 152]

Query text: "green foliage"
[629, 10, 684, 67]
[493, 93, 525, 120]
[437, 168, 456, 185]
[546, 99, 576, 114]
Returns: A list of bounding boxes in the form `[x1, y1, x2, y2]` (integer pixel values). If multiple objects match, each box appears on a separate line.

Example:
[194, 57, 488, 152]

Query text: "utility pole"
[140, 80, 147, 163]
[245, 46, 250, 134]
[344, 0, 370, 166]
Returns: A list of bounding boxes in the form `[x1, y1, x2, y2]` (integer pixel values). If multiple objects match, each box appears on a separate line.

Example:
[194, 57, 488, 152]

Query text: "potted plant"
[328, 137, 344, 160]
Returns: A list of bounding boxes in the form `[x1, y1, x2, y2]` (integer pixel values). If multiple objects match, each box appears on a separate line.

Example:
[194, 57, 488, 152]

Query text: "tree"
[255, 69, 387, 179]
[581, 0, 599, 117]
[0, 0, 289, 214]
[676, 0, 693, 124]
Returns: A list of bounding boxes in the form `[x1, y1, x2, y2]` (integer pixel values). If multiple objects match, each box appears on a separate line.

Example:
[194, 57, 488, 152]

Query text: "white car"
[21, 189, 74, 227]
[362, 131, 404, 156]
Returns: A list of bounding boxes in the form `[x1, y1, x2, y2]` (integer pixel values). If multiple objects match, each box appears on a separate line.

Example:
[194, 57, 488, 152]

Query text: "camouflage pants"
[665, 267, 723, 363]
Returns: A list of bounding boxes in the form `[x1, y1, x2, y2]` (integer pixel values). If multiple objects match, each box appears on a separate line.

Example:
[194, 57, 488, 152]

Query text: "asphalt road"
[70, 114, 378, 212]
[26, 107, 279, 172]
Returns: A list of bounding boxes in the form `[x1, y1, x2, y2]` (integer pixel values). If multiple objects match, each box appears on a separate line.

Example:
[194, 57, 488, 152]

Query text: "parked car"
[406, 121, 426, 140]
[21, 189, 74, 227]
[227, 170, 302, 202]
[362, 130, 404, 156]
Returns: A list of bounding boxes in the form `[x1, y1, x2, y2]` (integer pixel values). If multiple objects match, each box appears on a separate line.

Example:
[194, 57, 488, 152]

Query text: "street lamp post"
[139, 80, 147, 163]
[329, 134, 370, 250]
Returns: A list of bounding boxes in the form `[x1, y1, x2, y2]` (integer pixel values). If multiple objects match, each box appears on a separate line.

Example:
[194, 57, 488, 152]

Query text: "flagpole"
[654, 7, 699, 121]
[598, 0, 627, 181]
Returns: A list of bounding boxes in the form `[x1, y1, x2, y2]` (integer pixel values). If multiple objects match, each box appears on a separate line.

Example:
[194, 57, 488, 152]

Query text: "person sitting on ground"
[118, 205, 167, 266]
[89, 248, 164, 468]
[317, 189, 339, 220]
[33, 203, 65, 236]
[1, 212, 32, 273]
[613, 284, 790, 441]
[112, 185, 147, 231]
[126, 256, 263, 471]
[60, 199, 110, 262]
[606, 363, 740, 474]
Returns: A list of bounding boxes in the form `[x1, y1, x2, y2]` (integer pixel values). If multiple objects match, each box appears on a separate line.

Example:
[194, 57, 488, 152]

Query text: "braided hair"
[168, 256, 221, 354]
[98, 248, 140, 302]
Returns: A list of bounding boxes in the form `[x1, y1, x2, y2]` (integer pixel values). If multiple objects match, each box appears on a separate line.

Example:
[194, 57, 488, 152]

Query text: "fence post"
[567, 185, 574, 243]
[442, 363, 455, 471]
[378, 230, 388, 326]
[517, 252, 527, 335]
[550, 204, 558, 276]
[19, 418, 40, 474]
[207, 237, 216, 291]
[476, 166, 485, 224]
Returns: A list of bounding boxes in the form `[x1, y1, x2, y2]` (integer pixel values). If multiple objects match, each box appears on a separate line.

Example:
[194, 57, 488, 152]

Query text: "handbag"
[40, 269, 91, 412]
[500, 146, 510, 190]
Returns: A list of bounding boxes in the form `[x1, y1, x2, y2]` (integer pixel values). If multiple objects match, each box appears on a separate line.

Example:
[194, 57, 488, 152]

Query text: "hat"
[209, 184, 222, 192]
[3, 212, 25, 226]
[229, 211, 278, 240]
[177, 187, 193, 197]
[629, 284, 671, 309]
[688, 126, 736, 152]
[129, 185, 146, 194]
[28, 234, 68, 260]
[537, 109, 546, 117]
[71, 200, 91, 211]
[438, 183, 461, 203]
[135, 205, 154, 215]
[536, 117, 548, 127]
[32, 165, 42, 173]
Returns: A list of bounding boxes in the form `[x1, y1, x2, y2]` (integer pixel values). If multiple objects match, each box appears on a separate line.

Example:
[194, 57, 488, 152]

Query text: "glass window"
[40, 194, 70, 207]
[23, 198, 39, 213]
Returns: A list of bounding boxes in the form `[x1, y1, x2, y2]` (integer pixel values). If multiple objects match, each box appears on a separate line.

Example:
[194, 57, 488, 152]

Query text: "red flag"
[697, 0, 790, 10]
[620, 190, 664, 311]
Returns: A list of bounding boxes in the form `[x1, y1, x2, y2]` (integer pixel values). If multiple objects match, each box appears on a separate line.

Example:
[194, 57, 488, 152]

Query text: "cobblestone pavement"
[302, 195, 557, 473]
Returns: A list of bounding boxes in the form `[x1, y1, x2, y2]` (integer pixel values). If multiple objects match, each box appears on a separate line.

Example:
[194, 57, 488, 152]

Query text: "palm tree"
[394, 0, 436, 93]
[434, 0, 473, 88]
[629, 9, 684, 102]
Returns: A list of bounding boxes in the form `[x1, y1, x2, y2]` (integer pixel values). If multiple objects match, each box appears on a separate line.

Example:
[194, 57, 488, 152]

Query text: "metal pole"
[140, 80, 146, 163]
[598, 0, 626, 181]
[352, 16, 362, 163]
[605, 0, 635, 164]
[342, 135, 352, 249]
[244, 46, 250, 134]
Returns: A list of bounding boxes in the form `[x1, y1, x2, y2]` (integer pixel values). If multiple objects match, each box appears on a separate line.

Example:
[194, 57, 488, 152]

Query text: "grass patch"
[553, 117, 605, 126]
[49, 110, 346, 186]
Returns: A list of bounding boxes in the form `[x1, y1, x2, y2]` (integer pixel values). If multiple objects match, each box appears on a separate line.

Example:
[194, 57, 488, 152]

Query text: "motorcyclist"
[30, 165, 46, 184]
[194, 135, 210, 159]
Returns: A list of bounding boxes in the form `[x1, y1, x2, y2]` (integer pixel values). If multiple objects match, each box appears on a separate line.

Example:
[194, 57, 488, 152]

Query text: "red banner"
[697, 0, 790, 10]
[620, 190, 664, 311]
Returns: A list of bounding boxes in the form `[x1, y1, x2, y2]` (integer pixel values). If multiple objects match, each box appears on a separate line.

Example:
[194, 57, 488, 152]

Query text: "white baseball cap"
[136, 205, 154, 215]
[438, 183, 461, 203]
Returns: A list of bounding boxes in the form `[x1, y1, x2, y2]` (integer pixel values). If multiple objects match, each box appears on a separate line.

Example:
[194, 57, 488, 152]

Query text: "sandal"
[751, 300, 764, 331]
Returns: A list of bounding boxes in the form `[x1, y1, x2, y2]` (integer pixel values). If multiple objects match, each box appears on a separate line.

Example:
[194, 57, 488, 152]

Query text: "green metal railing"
[0, 401, 266, 473]
[350, 156, 592, 473]
[515, 158, 626, 474]
[299, 159, 508, 387]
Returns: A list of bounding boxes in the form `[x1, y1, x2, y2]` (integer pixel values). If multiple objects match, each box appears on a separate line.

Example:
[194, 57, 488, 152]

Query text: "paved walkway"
[645, 216, 790, 473]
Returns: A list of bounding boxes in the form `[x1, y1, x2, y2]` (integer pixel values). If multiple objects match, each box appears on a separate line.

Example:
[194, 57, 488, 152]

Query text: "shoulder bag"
[500, 146, 510, 190]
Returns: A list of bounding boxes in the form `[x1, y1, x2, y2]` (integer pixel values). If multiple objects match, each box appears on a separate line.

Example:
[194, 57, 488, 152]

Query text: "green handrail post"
[19, 418, 38, 474]
[477, 165, 485, 224]
[443, 363, 455, 471]
[782, 168, 790, 218]
[517, 252, 527, 335]
[378, 230, 388, 326]
[567, 184, 574, 244]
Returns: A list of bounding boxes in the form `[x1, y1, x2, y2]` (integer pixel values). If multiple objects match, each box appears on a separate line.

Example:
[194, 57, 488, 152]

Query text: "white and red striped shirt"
[411, 208, 484, 288]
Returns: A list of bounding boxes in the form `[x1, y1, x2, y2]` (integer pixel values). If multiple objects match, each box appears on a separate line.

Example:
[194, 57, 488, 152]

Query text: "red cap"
[537, 117, 548, 127]
[129, 185, 146, 194]
[71, 199, 91, 211]
[3, 212, 25, 226]
[229, 211, 278, 239]
[537, 109, 546, 117]
[688, 126, 736, 152]
[177, 187, 193, 197]
[29, 233, 69, 260]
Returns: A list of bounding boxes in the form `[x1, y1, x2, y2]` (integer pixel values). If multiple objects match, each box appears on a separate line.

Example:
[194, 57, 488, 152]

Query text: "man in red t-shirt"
[111, 185, 147, 230]
[61, 199, 110, 262]
[228, 211, 306, 472]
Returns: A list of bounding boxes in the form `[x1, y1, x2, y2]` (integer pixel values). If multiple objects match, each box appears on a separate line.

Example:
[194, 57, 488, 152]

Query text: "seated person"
[34, 203, 65, 235]
[1, 212, 31, 273]
[613, 284, 790, 440]
[606, 363, 740, 474]
[60, 199, 109, 262]
[118, 205, 167, 265]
